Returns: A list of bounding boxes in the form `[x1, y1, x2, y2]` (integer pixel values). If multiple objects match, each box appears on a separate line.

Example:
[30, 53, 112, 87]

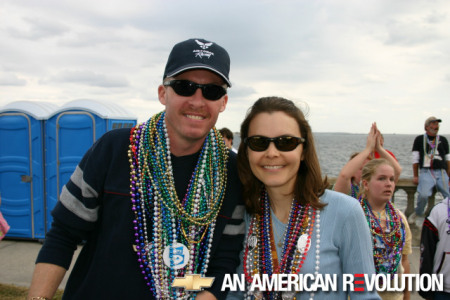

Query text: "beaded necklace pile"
[424, 133, 439, 160]
[243, 190, 321, 300]
[128, 112, 228, 299]
[350, 182, 361, 200]
[360, 199, 405, 275]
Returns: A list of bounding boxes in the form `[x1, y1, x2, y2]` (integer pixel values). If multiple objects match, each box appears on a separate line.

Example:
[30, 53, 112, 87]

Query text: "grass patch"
[0, 283, 63, 300]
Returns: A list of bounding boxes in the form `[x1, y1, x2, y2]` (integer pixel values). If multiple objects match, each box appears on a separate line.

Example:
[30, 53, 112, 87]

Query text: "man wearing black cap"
[28, 39, 244, 300]
[409, 116, 450, 224]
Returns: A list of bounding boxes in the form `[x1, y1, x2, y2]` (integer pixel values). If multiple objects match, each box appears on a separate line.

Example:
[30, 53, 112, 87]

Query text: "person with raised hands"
[334, 123, 402, 200]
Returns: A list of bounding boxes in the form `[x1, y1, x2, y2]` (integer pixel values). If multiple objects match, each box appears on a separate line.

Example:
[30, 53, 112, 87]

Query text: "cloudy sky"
[1, 0, 449, 134]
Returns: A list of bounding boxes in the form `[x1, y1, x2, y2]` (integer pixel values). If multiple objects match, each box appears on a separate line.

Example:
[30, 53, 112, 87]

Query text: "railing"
[327, 177, 436, 217]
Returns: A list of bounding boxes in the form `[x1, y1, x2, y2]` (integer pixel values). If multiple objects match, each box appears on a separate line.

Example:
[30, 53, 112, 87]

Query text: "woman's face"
[363, 164, 395, 204]
[247, 111, 303, 194]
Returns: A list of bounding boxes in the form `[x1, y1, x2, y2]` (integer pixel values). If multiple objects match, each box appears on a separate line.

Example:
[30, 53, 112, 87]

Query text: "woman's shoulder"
[319, 190, 365, 223]
[431, 199, 447, 212]
[396, 209, 411, 230]
[396, 208, 407, 221]
[319, 190, 368, 233]
[321, 189, 361, 209]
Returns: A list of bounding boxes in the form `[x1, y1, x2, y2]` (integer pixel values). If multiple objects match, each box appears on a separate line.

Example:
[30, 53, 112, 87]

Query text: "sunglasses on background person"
[244, 136, 306, 152]
[163, 80, 227, 101]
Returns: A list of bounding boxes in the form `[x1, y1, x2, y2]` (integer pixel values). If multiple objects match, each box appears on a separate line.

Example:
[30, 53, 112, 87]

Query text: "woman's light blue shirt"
[226, 189, 380, 299]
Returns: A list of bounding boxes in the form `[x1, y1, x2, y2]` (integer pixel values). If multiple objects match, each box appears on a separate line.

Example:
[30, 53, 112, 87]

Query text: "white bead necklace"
[129, 112, 228, 299]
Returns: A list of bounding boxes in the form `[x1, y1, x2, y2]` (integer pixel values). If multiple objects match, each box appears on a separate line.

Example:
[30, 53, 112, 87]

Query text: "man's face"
[426, 121, 440, 136]
[158, 69, 228, 148]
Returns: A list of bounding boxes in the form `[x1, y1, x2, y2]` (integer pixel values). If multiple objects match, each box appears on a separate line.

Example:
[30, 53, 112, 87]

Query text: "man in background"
[409, 117, 450, 224]
[219, 127, 237, 153]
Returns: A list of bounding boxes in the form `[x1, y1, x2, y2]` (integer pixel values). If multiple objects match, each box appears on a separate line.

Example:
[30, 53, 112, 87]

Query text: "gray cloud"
[0, 74, 27, 86]
[425, 11, 447, 24]
[7, 17, 70, 40]
[384, 19, 440, 46]
[228, 85, 257, 99]
[45, 70, 129, 88]
[58, 31, 117, 48]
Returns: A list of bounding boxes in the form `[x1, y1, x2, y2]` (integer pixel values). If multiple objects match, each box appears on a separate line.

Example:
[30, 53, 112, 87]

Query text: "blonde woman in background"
[359, 159, 412, 300]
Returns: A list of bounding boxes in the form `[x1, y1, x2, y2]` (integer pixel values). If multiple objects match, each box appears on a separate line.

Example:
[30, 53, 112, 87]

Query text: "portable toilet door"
[45, 111, 101, 231]
[44, 99, 136, 231]
[0, 101, 57, 239]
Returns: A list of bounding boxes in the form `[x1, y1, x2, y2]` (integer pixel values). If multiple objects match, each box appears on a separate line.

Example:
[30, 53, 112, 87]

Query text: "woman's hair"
[359, 158, 395, 199]
[237, 96, 328, 215]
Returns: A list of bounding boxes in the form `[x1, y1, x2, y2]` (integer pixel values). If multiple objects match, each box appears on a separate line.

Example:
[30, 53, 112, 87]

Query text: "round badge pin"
[163, 243, 190, 269]
[247, 234, 257, 251]
[297, 234, 310, 254]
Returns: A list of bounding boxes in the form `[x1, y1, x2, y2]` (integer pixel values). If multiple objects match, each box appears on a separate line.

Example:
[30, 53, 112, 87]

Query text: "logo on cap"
[196, 40, 213, 49]
[194, 39, 214, 59]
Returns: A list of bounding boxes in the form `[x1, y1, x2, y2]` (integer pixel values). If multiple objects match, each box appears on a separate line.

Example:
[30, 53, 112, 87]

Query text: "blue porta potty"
[45, 99, 137, 231]
[0, 101, 58, 239]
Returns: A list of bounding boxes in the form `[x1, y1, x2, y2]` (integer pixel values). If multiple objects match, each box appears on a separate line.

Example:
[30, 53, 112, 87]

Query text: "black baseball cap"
[163, 38, 231, 87]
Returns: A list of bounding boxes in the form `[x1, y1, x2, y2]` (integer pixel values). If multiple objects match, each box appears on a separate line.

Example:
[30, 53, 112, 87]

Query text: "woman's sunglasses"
[163, 80, 227, 101]
[244, 136, 305, 152]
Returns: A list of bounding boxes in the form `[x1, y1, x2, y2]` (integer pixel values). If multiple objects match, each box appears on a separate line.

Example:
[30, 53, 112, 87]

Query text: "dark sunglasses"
[163, 80, 227, 101]
[244, 135, 305, 152]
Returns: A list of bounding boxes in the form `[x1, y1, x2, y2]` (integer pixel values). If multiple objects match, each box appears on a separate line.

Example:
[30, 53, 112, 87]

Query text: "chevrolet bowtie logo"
[172, 274, 215, 291]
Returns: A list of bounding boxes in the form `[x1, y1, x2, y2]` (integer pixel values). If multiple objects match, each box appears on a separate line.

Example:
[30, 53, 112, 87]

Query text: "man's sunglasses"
[244, 136, 306, 152]
[163, 80, 227, 101]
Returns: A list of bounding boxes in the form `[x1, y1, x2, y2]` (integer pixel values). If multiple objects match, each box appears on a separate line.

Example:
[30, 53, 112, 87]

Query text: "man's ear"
[219, 94, 228, 112]
[158, 85, 167, 105]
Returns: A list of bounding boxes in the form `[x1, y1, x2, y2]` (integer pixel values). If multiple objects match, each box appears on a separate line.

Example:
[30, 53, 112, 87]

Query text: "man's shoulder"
[428, 200, 448, 226]
[412, 134, 424, 146]
[226, 148, 238, 168]
[96, 128, 132, 147]
[89, 128, 132, 157]
[101, 127, 132, 140]
[439, 135, 449, 142]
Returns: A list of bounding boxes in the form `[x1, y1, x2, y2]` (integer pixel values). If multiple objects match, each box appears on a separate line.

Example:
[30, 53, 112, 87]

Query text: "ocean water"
[233, 132, 450, 212]
[234, 132, 450, 179]
[314, 133, 419, 179]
